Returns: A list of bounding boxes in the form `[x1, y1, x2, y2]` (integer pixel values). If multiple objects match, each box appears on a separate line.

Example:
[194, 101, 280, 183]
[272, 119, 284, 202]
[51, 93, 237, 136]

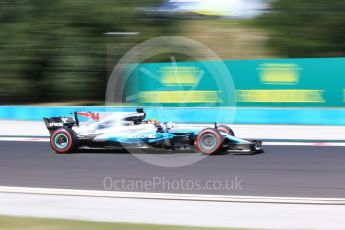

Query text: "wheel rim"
[54, 133, 69, 149]
[200, 134, 217, 150]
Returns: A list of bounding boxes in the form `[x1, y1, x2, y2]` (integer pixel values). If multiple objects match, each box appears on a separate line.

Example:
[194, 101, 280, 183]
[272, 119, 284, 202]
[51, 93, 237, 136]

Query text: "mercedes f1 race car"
[43, 108, 263, 155]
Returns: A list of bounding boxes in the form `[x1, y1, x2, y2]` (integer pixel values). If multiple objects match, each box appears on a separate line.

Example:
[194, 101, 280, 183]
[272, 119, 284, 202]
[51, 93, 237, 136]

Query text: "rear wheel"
[217, 125, 235, 136]
[50, 128, 77, 154]
[195, 128, 223, 155]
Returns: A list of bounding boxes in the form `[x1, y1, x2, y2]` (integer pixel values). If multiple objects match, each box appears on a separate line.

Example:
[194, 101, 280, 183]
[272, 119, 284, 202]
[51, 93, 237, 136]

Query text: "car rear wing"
[43, 116, 76, 135]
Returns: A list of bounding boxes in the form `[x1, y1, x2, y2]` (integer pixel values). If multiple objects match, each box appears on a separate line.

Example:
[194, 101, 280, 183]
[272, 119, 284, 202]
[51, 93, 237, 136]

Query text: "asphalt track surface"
[1, 141, 345, 198]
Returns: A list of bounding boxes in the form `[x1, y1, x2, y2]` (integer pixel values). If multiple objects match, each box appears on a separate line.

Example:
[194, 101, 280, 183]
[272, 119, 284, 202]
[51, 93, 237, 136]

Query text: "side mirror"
[136, 108, 144, 113]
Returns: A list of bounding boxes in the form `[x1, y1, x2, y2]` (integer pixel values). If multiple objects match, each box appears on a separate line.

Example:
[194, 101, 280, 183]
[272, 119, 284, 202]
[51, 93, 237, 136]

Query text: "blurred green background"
[0, 0, 344, 104]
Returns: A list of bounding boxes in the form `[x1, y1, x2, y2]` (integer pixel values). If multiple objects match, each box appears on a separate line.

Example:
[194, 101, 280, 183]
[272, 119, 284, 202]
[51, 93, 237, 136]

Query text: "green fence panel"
[123, 58, 345, 108]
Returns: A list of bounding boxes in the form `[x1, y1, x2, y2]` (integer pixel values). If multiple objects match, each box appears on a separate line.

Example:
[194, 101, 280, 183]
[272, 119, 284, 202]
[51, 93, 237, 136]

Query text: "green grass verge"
[0, 215, 250, 230]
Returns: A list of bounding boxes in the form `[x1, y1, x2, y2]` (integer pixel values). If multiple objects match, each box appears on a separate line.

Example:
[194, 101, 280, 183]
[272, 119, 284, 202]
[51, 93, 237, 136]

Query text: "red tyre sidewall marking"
[51, 130, 73, 153]
[196, 129, 222, 155]
[218, 127, 229, 135]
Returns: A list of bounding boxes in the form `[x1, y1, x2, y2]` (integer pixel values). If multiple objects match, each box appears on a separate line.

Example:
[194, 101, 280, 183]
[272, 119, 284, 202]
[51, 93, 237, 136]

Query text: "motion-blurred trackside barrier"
[2, 58, 345, 125]
[1, 106, 345, 125]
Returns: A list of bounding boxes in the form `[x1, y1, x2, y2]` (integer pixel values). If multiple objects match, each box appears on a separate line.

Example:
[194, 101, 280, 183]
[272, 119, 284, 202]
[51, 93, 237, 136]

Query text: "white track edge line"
[0, 137, 50, 142]
[0, 186, 344, 205]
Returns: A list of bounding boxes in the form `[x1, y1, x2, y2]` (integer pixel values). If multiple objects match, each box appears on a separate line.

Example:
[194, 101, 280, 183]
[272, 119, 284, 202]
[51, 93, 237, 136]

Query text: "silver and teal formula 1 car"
[44, 108, 263, 155]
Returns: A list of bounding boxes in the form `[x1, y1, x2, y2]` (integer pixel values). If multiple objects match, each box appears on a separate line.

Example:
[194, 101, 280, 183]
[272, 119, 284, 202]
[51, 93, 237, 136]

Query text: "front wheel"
[50, 128, 77, 154]
[195, 128, 223, 155]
